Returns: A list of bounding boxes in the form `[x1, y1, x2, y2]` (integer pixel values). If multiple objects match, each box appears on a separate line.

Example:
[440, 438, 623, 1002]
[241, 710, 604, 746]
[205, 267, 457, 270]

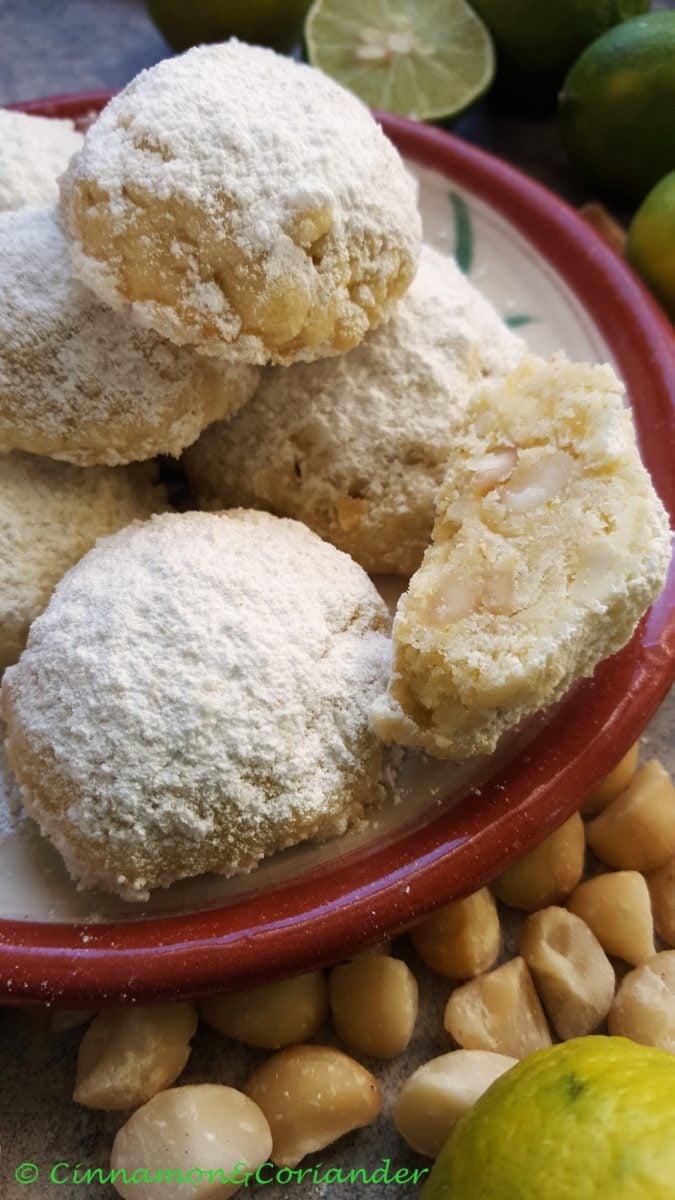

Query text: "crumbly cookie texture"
[0, 452, 166, 673]
[0, 717, 22, 818]
[2, 511, 391, 900]
[0, 109, 83, 212]
[59, 40, 421, 366]
[0, 208, 259, 467]
[183, 245, 524, 576]
[372, 354, 672, 760]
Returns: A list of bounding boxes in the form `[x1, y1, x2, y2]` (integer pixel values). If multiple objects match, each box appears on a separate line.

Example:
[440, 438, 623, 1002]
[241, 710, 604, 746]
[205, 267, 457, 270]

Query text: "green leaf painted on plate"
[449, 191, 473, 274]
[505, 314, 536, 328]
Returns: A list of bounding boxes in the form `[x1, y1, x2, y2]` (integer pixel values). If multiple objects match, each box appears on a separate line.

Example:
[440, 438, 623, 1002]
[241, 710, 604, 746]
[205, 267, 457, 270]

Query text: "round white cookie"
[2, 511, 391, 899]
[0, 108, 83, 212]
[183, 245, 524, 575]
[0, 452, 166, 673]
[60, 40, 421, 366]
[0, 208, 259, 466]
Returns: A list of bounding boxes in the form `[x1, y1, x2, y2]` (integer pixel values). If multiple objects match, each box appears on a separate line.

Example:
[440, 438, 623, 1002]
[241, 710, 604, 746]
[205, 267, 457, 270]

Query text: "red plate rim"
[1, 94, 674, 1006]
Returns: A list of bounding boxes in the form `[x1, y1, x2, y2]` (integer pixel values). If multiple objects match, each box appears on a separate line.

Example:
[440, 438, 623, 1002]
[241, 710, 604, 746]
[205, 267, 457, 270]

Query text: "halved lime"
[305, 0, 495, 121]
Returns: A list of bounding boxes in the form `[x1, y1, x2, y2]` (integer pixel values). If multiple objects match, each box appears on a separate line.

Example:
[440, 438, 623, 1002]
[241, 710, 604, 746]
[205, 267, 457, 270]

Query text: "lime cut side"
[305, 0, 495, 121]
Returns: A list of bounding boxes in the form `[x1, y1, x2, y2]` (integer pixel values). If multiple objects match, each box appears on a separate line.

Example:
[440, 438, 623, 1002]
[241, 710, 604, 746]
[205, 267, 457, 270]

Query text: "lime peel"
[424, 1037, 675, 1200]
[559, 12, 675, 200]
[627, 170, 675, 322]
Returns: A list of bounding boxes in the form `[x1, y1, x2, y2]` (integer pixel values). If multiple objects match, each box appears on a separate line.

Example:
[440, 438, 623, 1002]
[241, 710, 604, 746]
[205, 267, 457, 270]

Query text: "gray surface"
[0, 0, 171, 103]
[0, 2, 673, 1198]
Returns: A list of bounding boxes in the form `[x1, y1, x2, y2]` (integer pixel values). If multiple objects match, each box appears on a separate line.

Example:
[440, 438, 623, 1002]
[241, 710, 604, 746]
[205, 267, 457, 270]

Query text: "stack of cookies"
[0, 41, 669, 901]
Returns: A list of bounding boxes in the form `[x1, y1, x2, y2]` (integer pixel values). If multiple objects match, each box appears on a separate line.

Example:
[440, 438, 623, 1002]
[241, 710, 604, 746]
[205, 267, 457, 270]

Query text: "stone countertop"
[0, 3, 673, 1199]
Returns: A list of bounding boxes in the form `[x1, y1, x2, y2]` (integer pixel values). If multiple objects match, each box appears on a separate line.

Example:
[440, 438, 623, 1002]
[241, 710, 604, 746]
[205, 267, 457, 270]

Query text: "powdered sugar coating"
[2, 511, 391, 900]
[0, 109, 83, 213]
[60, 41, 421, 365]
[183, 245, 524, 574]
[0, 208, 259, 466]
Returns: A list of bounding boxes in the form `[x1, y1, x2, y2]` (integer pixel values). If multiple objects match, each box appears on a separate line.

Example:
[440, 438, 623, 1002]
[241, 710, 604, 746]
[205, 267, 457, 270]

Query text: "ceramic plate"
[1, 94, 674, 1005]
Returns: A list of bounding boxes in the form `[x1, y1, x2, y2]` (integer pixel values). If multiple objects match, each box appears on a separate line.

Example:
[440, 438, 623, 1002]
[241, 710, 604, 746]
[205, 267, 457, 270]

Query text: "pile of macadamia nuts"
[25, 743, 675, 1196]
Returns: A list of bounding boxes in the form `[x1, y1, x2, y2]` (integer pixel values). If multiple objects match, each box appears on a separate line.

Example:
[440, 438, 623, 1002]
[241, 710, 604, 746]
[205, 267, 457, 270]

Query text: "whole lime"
[559, 12, 675, 201]
[145, 0, 312, 54]
[627, 170, 675, 322]
[470, 0, 649, 96]
[424, 1038, 675, 1200]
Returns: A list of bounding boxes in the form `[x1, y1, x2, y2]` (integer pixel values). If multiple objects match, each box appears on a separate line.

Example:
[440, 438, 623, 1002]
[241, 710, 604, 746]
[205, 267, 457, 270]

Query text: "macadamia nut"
[410, 889, 500, 979]
[443, 957, 552, 1058]
[492, 814, 585, 911]
[647, 857, 675, 948]
[73, 1004, 197, 1111]
[244, 1045, 382, 1167]
[110, 1084, 272, 1200]
[329, 957, 418, 1058]
[608, 951, 675, 1053]
[586, 760, 675, 872]
[199, 972, 328, 1049]
[520, 906, 615, 1039]
[567, 872, 656, 965]
[581, 743, 639, 815]
[394, 1050, 517, 1157]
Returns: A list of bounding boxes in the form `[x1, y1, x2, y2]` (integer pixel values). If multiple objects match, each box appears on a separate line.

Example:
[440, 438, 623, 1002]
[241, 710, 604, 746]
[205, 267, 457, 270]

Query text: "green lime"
[145, 0, 312, 54]
[424, 1038, 675, 1200]
[305, 0, 495, 122]
[559, 12, 675, 201]
[470, 0, 649, 97]
[627, 170, 675, 323]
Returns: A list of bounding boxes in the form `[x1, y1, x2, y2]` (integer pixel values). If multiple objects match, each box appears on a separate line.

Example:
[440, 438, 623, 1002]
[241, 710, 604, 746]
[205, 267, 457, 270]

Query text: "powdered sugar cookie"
[184, 246, 524, 575]
[60, 41, 421, 366]
[0, 452, 166, 673]
[0, 208, 259, 466]
[372, 355, 671, 759]
[0, 109, 82, 212]
[2, 511, 391, 900]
